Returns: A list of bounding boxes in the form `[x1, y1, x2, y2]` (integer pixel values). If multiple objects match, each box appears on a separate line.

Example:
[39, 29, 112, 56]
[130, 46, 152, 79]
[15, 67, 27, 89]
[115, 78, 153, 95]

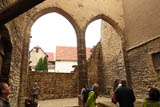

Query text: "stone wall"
[123, 0, 160, 49]
[27, 71, 78, 99]
[2, 0, 160, 106]
[0, 1, 27, 107]
[87, 43, 105, 94]
[100, 21, 126, 95]
[6, 16, 27, 107]
[22, 0, 126, 98]
[128, 37, 160, 97]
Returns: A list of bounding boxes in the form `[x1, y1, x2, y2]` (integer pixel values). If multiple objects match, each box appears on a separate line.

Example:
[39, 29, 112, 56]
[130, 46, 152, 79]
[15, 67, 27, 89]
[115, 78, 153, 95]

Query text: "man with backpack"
[84, 83, 99, 107]
[81, 84, 88, 105]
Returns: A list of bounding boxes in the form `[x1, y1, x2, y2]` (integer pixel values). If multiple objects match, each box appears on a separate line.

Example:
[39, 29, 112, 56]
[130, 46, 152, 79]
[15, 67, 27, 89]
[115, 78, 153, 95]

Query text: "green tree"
[42, 56, 48, 71]
[35, 56, 48, 71]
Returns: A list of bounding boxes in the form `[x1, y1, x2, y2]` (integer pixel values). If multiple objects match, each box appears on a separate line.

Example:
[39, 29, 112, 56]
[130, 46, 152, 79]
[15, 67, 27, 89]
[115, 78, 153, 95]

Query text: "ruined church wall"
[127, 38, 160, 97]
[33, 0, 125, 30]
[5, 17, 25, 107]
[22, 0, 126, 99]
[123, 0, 160, 49]
[0, 1, 27, 106]
[87, 21, 126, 96]
[27, 71, 78, 99]
[87, 43, 105, 94]
[100, 21, 126, 95]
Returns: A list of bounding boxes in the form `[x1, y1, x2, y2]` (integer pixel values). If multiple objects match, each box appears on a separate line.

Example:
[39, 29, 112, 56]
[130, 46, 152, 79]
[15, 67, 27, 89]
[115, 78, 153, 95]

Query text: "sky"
[30, 13, 101, 53]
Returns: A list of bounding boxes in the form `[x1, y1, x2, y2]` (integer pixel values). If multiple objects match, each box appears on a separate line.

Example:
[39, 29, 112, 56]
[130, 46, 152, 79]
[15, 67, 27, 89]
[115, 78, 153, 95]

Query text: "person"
[115, 80, 135, 107]
[112, 79, 121, 103]
[85, 83, 99, 107]
[0, 82, 11, 107]
[25, 98, 39, 107]
[32, 82, 40, 100]
[112, 81, 122, 106]
[80, 84, 88, 105]
[143, 88, 160, 107]
[113, 79, 119, 91]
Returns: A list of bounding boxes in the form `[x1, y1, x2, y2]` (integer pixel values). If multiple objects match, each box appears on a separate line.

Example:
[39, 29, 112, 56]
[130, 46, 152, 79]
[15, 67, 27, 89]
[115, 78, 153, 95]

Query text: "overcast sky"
[30, 13, 101, 52]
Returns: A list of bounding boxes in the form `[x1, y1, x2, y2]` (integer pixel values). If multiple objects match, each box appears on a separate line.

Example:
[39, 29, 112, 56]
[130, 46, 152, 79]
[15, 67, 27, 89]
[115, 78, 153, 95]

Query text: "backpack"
[82, 88, 95, 104]
[112, 91, 117, 104]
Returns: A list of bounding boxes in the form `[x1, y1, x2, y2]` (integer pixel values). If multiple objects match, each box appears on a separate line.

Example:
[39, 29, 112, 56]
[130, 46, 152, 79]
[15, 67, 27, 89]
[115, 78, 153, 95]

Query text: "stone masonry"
[127, 37, 160, 97]
[87, 43, 106, 94]
[101, 21, 126, 94]
[27, 71, 78, 99]
[1, 0, 160, 107]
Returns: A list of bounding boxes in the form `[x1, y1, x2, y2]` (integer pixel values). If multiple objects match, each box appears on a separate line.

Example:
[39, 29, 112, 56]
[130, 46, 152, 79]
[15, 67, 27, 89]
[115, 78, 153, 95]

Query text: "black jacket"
[115, 86, 135, 107]
[0, 97, 10, 107]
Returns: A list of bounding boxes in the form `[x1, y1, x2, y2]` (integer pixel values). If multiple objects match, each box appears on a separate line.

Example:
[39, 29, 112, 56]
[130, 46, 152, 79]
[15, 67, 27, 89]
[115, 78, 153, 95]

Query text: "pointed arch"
[84, 14, 132, 87]
[19, 7, 81, 98]
[26, 7, 80, 39]
[84, 14, 124, 41]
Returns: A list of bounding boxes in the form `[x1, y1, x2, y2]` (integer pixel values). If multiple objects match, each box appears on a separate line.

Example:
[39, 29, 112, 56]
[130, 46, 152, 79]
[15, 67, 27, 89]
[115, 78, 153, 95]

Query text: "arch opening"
[85, 15, 129, 93]
[29, 12, 78, 73]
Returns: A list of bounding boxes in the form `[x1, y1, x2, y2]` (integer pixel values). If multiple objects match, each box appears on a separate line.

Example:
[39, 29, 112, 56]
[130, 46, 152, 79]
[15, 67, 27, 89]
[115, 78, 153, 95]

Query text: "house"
[29, 46, 91, 72]
[55, 46, 91, 73]
[29, 46, 55, 71]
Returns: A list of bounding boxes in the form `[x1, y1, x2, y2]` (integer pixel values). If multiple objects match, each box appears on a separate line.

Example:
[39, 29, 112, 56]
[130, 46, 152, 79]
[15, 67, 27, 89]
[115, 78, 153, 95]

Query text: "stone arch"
[84, 14, 132, 87]
[0, 25, 12, 83]
[26, 7, 80, 39]
[23, 7, 81, 74]
[84, 14, 124, 41]
[19, 7, 81, 99]
[24, 7, 81, 72]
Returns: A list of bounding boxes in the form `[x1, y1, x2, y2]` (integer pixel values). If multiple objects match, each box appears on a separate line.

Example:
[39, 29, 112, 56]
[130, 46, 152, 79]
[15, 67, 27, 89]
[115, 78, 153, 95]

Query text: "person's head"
[148, 88, 160, 101]
[0, 82, 11, 98]
[115, 79, 119, 84]
[92, 83, 99, 92]
[83, 84, 88, 89]
[118, 83, 122, 88]
[34, 82, 37, 86]
[121, 80, 127, 86]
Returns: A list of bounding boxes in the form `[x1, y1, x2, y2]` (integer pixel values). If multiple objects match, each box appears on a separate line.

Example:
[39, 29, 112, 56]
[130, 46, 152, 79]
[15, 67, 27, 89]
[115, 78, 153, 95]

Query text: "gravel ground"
[38, 97, 108, 107]
[38, 97, 143, 107]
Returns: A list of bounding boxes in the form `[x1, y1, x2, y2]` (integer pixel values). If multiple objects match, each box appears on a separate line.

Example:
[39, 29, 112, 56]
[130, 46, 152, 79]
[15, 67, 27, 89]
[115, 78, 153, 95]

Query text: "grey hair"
[92, 83, 99, 89]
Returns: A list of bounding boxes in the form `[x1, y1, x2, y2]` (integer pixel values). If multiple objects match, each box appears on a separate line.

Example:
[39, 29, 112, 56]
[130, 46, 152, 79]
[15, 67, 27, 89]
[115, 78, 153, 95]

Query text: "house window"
[152, 52, 160, 72]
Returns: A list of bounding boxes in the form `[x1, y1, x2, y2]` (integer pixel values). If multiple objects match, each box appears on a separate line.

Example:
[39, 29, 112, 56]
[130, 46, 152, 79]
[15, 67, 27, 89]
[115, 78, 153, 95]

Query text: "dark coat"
[115, 86, 135, 107]
[0, 97, 10, 107]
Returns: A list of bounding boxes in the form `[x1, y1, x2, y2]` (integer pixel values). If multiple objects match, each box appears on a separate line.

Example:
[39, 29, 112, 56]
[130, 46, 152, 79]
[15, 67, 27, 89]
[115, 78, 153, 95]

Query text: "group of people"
[0, 81, 160, 107]
[112, 79, 160, 107]
[81, 80, 160, 107]
[112, 80, 135, 107]
[81, 83, 99, 107]
[0, 82, 40, 107]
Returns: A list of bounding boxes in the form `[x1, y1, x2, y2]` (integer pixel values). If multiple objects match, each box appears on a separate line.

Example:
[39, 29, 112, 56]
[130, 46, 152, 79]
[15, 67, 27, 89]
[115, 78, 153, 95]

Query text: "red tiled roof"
[46, 52, 54, 62]
[86, 48, 91, 60]
[56, 46, 91, 61]
[34, 45, 40, 49]
[30, 45, 47, 55]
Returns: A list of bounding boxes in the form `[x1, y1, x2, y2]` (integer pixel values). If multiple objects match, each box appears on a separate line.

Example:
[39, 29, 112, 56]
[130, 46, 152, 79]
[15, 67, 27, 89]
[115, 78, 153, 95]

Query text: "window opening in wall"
[29, 12, 77, 73]
[152, 52, 160, 72]
[85, 19, 101, 60]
